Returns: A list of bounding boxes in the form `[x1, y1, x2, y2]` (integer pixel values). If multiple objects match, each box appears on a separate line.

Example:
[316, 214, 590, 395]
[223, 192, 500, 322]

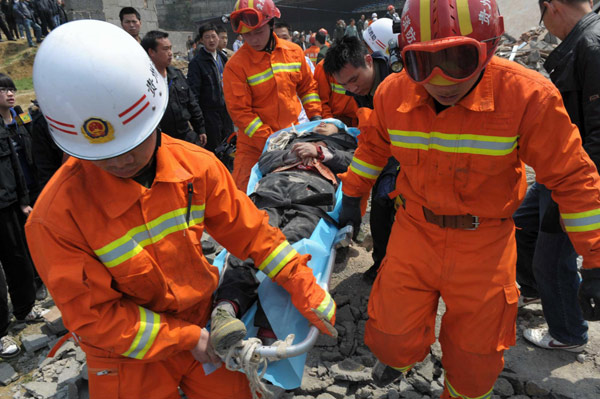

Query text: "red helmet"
[400, 0, 503, 57]
[230, 0, 281, 34]
[318, 28, 328, 36]
[309, 33, 316, 45]
[388, 5, 395, 11]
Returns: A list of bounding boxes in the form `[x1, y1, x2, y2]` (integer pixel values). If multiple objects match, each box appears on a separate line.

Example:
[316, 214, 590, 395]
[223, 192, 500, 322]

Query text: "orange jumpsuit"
[340, 57, 600, 398]
[313, 60, 358, 127]
[304, 45, 320, 66]
[25, 135, 334, 399]
[224, 35, 322, 190]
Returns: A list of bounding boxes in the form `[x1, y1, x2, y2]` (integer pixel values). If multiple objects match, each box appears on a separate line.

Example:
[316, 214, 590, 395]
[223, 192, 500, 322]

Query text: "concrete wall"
[496, 0, 539, 38]
[191, 0, 236, 25]
[165, 29, 194, 54]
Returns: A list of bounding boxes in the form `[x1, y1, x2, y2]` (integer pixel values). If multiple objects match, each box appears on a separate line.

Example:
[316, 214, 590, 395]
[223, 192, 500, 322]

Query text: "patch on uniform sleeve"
[81, 118, 115, 143]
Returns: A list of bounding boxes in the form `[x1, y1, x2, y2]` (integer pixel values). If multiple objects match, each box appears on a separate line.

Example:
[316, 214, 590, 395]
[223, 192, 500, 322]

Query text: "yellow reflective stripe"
[446, 376, 493, 399]
[94, 205, 205, 268]
[420, 0, 431, 42]
[301, 93, 320, 104]
[247, 68, 274, 86]
[258, 241, 298, 278]
[388, 130, 518, 156]
[272, 62, 301, 73]
[391, 363, 414, 373]
[561, 208, 600, 232]
[316, 291, 335, 321]
[349, 156, 383, 179]
[122, 306, 161, 359]
[330, 83, 345, 94]
[456, 0, 474, 36]
[244, 116, 263, 137]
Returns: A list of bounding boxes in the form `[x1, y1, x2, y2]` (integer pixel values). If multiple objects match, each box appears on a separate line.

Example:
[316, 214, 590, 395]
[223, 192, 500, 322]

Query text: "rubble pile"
[495, 28, 559, 77]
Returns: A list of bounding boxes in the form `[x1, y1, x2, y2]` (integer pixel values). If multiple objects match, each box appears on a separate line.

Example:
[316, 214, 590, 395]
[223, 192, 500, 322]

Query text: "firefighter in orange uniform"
[313, 60, 358, 127]
[223, 0, 322, 190]
[25, 20, 335, 399]
[304, 34, 319, 66]
[338, 0, 600, 397]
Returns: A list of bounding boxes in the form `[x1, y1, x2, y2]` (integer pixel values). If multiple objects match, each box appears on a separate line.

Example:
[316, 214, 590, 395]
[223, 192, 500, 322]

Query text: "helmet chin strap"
[261, 20, 276, 53]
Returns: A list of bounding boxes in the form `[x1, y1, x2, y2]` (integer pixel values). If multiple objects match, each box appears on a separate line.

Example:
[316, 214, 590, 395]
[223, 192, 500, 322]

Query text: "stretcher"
[211, 119, 359, 395]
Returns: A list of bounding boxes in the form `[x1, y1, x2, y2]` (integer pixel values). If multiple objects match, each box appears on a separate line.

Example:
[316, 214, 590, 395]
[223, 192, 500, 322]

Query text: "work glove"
[274, 254, 338, 337]
[338, 194, 362, 240]
[579, 268, 600, 321]
[309, 115, 322, 122]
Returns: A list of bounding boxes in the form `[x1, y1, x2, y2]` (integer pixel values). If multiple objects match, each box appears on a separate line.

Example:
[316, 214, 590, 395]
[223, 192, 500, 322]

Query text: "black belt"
[422, 206, 480, 230]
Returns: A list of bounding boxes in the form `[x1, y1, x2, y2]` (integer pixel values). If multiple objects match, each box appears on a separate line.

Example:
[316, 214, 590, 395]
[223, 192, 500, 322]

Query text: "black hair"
[315, 30, 327, 45]
[274, 20, 292, 33]
[323, 36, 368, 76]
[119, 7, 140, 22]
[141, 30, 169, 53]
[0, 73, 15, 89]
[215, 25, 227, 34]
[198, 23, 218, 38]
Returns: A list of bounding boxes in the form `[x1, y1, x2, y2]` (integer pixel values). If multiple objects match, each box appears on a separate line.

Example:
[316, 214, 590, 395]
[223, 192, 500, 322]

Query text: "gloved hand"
[579, 268, 600, 321]
[274, 254, 337, 337]
[309, 115, 322, 122]
[339, 194, 362, 239]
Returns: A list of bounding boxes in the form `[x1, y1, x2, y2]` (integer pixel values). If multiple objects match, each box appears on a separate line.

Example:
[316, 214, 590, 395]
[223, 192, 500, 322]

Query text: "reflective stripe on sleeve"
[349, 156, 383, 180]
[258, 241, 298, 278]
[330, 82, 346, 95]
[247, 68, 274, 86]
[388, 130, 518, 156]
[301, 92, 321, 105]
[562, 209, 600, 232]
[122, 306, 161, 360]
[244, 116, 263, 137]
[316, 291, 335, 321]
[446, 376, 493, 399]
[94, 205, 205, 268]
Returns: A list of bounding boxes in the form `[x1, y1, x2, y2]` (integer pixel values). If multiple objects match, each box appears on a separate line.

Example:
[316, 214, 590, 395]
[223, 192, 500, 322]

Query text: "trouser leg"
[513, 182, 541, 297]
[232, 142, 261, 192]
[369, 158, 398, 271]
[0, 204, 36, 320]
[202, 108, 222, 153]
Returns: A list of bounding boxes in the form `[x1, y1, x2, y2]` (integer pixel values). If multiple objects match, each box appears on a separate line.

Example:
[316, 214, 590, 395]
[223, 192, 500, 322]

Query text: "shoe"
[201, 238, 217, 254]
[16, 306, 50, 323]
[0, 336, 21, 359]
[36, 284, 48, 301]
[209, 304, 247, 355]
[372, 360, 404, 387]
[523, 328, 586, 353]
[517, 295, 541, 308]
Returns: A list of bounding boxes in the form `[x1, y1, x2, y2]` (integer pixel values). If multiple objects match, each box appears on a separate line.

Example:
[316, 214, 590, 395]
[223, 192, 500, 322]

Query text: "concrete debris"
[21, 334, 51, 353]
[495, 27, 559, 77]
[0, 363, 18, 386]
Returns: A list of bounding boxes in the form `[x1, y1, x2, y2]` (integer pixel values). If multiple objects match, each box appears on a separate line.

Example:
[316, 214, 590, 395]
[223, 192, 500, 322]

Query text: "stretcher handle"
[253, 225, 353, 358]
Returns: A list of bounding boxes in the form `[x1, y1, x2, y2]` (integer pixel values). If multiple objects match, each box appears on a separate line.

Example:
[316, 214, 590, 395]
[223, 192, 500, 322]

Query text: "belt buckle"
[466, 215, 480, 230]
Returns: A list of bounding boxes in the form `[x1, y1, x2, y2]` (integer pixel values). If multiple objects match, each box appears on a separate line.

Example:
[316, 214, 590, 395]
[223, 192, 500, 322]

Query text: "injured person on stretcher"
[210, 121, 357, 356]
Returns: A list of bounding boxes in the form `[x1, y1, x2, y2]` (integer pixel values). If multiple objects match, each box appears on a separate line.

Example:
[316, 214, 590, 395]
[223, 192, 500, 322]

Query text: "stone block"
[22, 334, 51, 353]
[43, 307, 67, 335]
[0, 363, 18, 386]
[493, 377, 514, 396]
[23, 382, 58, 399]
[324, 382, 348, 398]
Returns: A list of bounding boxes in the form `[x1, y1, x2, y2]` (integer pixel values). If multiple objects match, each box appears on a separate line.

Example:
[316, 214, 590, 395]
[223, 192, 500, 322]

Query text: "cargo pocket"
[496, 283, 520, 351]
[87, 358, 120, 398]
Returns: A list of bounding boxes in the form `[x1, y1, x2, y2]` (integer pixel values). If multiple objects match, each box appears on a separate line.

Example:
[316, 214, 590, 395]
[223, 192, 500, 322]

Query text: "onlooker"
[344, 18, 358, 37]
[369, 12, 378, 26]
[119, 6, 141, 43]
[292, 29, 304, 49]
[385, 4, 399, 20]
[187, 24, 231, 152]
[333, 19, 345, 41]
[141, 30, 207, 147]
[1, 0, 19, 39]
[232, 33, 243, 51]
[0, 74, 47, 359]
[514, 0, 600, 353]
[215, 25, 234, 59]
[12, 0, 41, 47]
[357, 14, 366, 37]
[0, 6, 15, 40]
[315, 28, 328, 65]
[33, 0, 54, 36]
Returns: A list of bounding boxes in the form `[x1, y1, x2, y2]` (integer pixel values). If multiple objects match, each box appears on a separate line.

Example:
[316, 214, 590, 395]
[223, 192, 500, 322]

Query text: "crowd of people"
[0, 0, 599, 398]
[0, 0, 66, 46]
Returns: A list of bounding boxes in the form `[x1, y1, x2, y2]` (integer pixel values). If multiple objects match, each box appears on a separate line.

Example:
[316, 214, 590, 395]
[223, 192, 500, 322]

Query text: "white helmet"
[363, 17, 395, 56]
[33, 20, 168, 160]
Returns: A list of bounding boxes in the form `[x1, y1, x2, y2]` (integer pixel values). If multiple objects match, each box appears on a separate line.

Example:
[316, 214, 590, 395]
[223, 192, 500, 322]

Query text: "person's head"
[199, 23, 219, 52]
[237, 34, 243, 41]
[141, 30, 172, 70]
[215, 25, 228, 50]
[538, 0, 593, 40]
[371, 13, 378, 20]
[33, 20, 168, 175]
[362, 17, 395, 56]
[0, 73, 17, 111]
[360, 14, 365, 20]
[399, 0, 504, 105]
[313, 121, 340, 136]
[315, 29, 327, 46]
[323, 36, 374, 96]
[388, 5, 395, 13]
[230, 0, 280, 51]
[119, 7, 141, 39]
[274, 21, 292, 41]
[350, 18, 355, 26]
